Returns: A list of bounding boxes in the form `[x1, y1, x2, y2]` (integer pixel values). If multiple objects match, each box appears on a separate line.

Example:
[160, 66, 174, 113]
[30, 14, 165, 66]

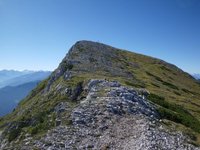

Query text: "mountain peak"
[48, 40, 135, 91]
[74, 40, 112, 48]
[1, 41, 200, 149]
[67, 40, 119, 58]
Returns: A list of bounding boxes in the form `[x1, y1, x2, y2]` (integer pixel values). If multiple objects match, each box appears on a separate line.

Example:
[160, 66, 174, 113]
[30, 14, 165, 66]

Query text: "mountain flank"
[0, 81, 40, 117]
[0, 41, 200, 149]
[0, 71, 51, 117]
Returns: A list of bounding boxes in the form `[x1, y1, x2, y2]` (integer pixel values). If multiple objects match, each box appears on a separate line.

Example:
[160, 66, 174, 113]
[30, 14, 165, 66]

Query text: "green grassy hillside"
[0, 40, 200, 145]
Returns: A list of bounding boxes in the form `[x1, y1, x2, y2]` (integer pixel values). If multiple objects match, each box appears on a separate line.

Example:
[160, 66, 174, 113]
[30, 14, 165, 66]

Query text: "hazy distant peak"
[0, 70, 51, 88]
[193, 73, 200, 79]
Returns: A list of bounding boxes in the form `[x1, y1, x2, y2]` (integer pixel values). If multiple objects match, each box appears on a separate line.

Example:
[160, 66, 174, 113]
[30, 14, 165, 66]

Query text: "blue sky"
[0, 0, 200, 73]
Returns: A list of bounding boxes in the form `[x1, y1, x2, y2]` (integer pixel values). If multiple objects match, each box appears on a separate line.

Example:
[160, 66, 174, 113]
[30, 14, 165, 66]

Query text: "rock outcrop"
[18, 80, 199, 150]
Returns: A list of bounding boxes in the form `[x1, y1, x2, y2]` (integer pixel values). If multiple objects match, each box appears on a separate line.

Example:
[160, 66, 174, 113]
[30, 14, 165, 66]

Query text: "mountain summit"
[0, 41, 200, 149]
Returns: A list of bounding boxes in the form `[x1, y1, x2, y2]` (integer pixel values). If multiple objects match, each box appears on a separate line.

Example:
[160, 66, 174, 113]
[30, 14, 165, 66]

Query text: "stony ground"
[17, 80, 199, 150]
[1, 79, 199, 150]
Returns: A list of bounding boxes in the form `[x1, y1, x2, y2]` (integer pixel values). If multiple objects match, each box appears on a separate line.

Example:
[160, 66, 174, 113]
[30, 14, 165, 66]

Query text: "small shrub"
[145, 72, 164, 82]
[147, 93, 165, 105]
[29, 117, 52, 135]
[182, 88, 198, 96]
[162, 81, 179, 90]
[160, 66, 171, 72]
[125, 81, 146, 88]
[8, 128, 21, 142]
[151, 83, 160, 88]
[145, 71, 154, 77]
[182, 88, 191, 93]
[30, 126, 39, 135]
[174, 91, 181, 96]
[65, 119, 73, 126]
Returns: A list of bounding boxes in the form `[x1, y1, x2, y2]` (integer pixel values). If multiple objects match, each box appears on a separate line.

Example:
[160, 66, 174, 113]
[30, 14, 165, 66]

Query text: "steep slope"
[0, 81, 40, 117]
[0, 41, 200, 149]
[0, 71, 51, 88]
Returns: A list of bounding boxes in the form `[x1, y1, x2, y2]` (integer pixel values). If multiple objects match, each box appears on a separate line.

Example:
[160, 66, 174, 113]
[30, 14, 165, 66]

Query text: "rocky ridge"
[1, 41, 200, 149]
[18, 80, 199, 150]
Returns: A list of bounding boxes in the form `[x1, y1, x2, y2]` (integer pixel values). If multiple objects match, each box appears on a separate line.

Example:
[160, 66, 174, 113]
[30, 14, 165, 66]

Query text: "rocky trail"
[20, 80, 199, 150]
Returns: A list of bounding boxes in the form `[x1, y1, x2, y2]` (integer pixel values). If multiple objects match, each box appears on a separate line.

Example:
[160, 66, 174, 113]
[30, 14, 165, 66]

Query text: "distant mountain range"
[193, 74, 200, 80]
[0, 81, 40, 117]
[0, 70, 51, 117]
[0, 70, 51, 88]
[0, 70, 34, 83]
[0, 71, 51, 88]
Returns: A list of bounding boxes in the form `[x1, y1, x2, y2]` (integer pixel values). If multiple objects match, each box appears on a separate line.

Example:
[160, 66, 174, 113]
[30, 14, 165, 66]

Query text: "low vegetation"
[146, 71, 179, 90]
[148, 93, 200, 133]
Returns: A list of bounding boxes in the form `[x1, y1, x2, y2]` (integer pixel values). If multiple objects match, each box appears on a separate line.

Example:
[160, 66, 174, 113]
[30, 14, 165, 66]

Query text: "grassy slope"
[119, 50, 200, 119]
[0, 41, 200, 145]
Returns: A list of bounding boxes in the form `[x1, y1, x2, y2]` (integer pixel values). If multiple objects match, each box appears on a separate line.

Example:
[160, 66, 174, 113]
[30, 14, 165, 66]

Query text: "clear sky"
[0, 0, 200, 73]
